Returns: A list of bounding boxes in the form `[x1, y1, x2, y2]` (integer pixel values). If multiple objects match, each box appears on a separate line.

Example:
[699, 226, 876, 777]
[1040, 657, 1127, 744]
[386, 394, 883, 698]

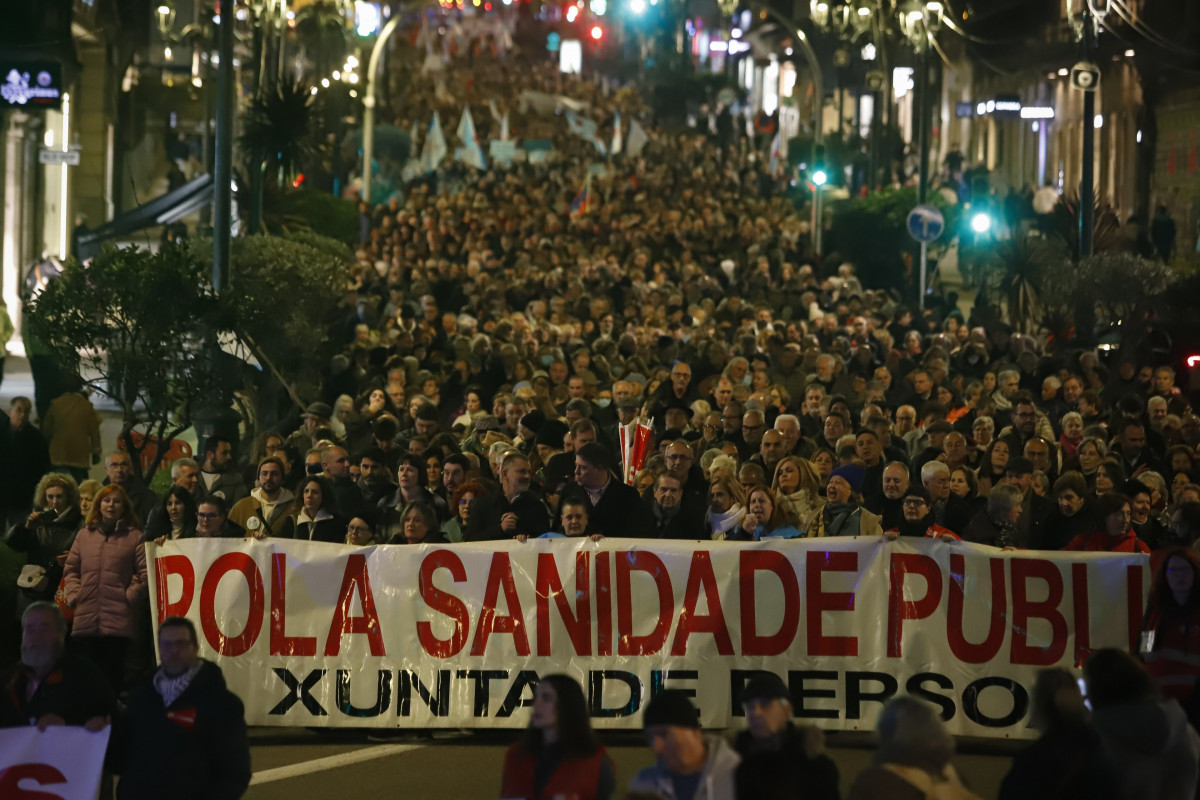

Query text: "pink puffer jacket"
[62, 523, 147, 638]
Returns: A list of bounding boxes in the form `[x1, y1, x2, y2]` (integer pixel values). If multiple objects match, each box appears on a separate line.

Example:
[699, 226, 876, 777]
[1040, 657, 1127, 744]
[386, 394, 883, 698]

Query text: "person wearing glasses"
[344, 514, 380, 546]
[883, 486, 960, 541]
[194, 497, 243, 539]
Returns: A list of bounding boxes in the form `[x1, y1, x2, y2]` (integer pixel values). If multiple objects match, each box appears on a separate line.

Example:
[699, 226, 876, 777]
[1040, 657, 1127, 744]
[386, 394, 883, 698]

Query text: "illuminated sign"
[0, 62, 62, 109]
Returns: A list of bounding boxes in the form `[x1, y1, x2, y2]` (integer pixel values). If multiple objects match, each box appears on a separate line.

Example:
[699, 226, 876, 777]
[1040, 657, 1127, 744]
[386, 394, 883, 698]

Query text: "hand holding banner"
[0, 725, 110, 800]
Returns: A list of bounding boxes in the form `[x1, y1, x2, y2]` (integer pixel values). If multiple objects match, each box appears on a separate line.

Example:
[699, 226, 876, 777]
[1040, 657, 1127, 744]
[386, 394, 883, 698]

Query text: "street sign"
[907, 204, 945, 243]
[38, 148, 79, 166]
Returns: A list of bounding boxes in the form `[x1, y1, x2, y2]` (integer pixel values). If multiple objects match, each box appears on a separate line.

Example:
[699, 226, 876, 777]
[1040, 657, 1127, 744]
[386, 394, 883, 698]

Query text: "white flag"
[420, 111, 447, 173]
[454, 105, 486, 170]
[488, 99, 503, 123]
[500, 111, 510, 142]
[611, 110, 622, 156]
[626, 118, 649, 157]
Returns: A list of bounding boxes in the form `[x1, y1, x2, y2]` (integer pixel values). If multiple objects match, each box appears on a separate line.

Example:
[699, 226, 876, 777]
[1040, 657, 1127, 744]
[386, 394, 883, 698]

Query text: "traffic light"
[811, 145, 828, 186]
[970, 211, 992, 233]
[590, 24, 604, 40]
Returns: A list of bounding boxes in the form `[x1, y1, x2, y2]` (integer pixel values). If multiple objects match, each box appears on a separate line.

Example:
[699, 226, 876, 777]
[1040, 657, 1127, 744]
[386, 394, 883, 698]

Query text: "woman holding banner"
[282, 477, 345, 544]
[734, 486, 803, 541]
[500, 673, 615, 800]
[1141, 548, 1200, 727]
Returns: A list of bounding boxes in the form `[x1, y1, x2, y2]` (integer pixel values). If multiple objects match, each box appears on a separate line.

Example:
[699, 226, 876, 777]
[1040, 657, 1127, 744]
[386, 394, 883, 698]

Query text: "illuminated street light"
[630, 0, 646, 12]
[970, 212, 992, 234]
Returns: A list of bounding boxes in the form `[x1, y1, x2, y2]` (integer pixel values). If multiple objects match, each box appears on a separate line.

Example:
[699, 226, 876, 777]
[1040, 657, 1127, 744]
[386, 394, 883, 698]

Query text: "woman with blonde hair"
[772, 456, 824, 526]
[6, 473, 82, 613]
[706, 476, 747, 539]
[62, 483, 146, 690]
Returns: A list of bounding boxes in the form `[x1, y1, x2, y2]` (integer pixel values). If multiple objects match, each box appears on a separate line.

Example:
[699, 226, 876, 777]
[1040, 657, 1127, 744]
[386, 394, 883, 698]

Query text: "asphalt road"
[243, 727, 1020, 799]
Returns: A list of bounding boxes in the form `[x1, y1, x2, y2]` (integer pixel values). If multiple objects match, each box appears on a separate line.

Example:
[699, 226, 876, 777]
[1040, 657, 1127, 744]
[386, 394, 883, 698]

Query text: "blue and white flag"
[611, 110, 622, 156]
[420, 111, 447, 173]
[454, 105, 486, 170]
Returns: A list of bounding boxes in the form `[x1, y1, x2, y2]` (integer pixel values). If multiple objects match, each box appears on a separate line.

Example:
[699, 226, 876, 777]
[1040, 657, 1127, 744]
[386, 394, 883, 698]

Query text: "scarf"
[994, 519, 1017, 548]
[777, 488, 820, 526]
[707, 504, 746, 539]
[818, 502, 860, 538]
[154, 661, 202, 708]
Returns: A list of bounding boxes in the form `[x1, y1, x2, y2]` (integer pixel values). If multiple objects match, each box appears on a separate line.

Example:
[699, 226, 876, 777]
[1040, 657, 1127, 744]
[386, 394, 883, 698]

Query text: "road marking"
[250, 743, 423, 785]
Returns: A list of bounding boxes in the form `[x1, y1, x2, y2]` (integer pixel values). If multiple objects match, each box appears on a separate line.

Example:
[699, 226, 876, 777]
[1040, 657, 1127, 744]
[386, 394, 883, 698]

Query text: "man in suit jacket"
[572, 442, 653, 538]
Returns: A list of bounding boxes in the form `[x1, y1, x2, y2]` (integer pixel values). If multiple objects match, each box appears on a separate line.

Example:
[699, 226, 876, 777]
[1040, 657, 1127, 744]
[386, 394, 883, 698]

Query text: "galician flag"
[611, 110, 622, 156]
[420, 111, 447, 173]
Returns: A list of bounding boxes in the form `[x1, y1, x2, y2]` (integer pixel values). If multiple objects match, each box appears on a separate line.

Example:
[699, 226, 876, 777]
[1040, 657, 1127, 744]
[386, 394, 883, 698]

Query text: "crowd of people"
[2, 38, 1200, 800]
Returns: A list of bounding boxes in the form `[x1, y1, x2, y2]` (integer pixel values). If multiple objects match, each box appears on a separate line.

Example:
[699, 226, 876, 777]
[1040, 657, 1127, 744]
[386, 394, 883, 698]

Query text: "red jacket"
[1063, 529, 1150, 554]
[1143, 602, 1200, 702]
[501, 742, 612, 800]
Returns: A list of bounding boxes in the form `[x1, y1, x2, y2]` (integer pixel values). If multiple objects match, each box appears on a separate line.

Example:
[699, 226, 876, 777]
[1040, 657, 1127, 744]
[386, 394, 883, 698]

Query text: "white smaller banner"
[0, 725, 111, 799]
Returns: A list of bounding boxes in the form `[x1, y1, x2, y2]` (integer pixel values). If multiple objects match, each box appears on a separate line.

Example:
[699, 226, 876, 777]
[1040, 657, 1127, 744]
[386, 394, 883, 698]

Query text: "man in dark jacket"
[114, 616, 251, 800]
[573, 442, 654, 538]
[643, 472, 706, 539]
[465, 452, 551, 540]
[0, 602, 114, 729]
[734, 672, 840, 800]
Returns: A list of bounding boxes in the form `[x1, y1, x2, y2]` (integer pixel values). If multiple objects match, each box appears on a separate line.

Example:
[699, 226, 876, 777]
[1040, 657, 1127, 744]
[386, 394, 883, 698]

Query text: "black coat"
[643, 496, 707, 540]
[734, 723, 841, 800]
[281, 514, 346, 543]
[998, 724, 1120, 800]
[114, 660, 251, 800]
[465, 491, 552, 541]
[5, 507, 84, 605]
[0, 653, 116, 728]
[585, 478, 654, 539]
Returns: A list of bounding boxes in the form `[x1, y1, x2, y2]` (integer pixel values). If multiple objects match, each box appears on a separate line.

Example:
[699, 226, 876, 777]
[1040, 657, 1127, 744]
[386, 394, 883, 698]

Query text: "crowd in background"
[1, 43, 1200, 800]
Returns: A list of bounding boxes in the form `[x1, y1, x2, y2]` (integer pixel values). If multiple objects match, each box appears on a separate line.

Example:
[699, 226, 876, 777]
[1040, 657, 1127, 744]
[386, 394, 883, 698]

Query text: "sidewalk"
[0, 353, 197, 484]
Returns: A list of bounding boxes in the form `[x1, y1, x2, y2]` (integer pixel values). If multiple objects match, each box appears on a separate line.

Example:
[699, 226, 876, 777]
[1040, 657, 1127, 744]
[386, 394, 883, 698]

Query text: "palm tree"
[240, 81, 322, 188]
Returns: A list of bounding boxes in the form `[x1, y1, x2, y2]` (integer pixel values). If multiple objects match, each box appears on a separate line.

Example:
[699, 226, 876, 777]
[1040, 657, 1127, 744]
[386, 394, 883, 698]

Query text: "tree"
[240, 81, 323, 188]
[23, 246, 226, 481]
[187, 234, 351, 434]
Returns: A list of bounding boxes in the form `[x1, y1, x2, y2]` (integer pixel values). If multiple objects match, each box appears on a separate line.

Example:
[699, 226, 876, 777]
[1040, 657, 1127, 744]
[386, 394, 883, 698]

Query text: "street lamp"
[896, 0, 941, 310]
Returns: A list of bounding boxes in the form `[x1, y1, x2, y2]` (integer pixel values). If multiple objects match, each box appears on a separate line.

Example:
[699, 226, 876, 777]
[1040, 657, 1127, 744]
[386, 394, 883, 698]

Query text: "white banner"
[0, 725, 110, 799]
[146, 538, 1149, 739]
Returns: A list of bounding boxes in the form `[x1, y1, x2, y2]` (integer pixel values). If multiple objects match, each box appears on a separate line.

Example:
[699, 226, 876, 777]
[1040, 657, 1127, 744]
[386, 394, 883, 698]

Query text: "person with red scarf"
[1142, 548, 1200, 727]
[500, 674, 615, 800]
[1063, 492, 1151, 554]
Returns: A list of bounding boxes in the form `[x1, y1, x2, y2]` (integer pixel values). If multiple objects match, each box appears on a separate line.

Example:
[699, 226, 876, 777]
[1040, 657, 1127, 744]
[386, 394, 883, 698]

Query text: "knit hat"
[829, 464, 865, 494]
[903, 485, 932, 504]
[520, 410, 546, 433]
[536, 419, 569, 449]
[740, 673, 791, 705]
[643, 690, 701, 729]
[1005, 457, 1034, 476]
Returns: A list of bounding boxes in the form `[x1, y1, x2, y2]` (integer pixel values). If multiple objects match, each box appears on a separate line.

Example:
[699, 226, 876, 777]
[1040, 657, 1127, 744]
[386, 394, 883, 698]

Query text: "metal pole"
[916, 43, 930, 309]
[1079, 9, 1095, 259]
[212, 2, 235, 293]
[362, 15, 401, 206]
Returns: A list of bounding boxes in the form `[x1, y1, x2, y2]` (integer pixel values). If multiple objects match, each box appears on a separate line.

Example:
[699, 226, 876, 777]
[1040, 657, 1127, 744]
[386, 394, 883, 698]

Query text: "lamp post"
[897, 0, 942, 309]
[744, 1, 825, 255]
[362, 15, 400, 206]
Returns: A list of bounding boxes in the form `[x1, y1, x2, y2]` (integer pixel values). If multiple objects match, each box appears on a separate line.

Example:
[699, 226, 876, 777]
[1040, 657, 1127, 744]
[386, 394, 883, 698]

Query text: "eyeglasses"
[196, 512, 220, 520]
[347, 524, 372, 534]
[902, 499, 928, 507]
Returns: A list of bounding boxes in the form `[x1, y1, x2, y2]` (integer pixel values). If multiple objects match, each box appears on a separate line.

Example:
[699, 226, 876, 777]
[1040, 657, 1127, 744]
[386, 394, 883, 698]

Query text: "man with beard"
[229, 457, 296, 539]
[0, 602, 114, 728]
[355, 447, 397, 507]
[465, 452, 551, 541]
